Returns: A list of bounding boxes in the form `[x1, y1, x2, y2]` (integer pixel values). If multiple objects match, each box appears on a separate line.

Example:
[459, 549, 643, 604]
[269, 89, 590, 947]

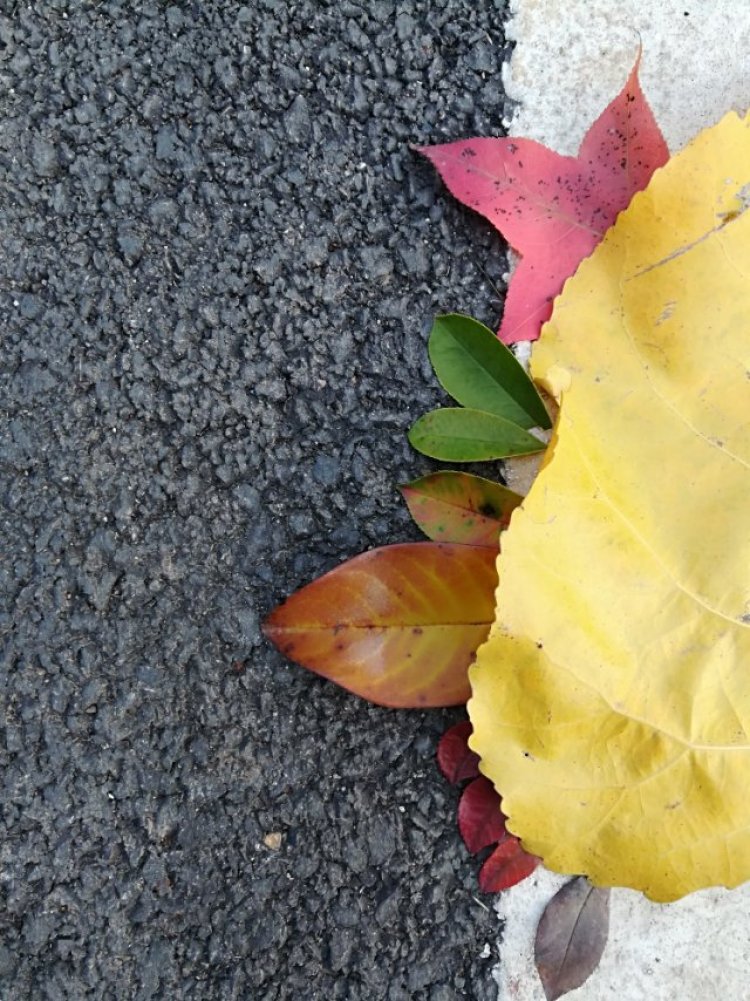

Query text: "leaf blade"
[264, 542, 497, 708]
[478, 837, 539, 893]
[458, 775, 506, 853]
[409, 408, 546, 462]
[534, 878, 610, 1001]
[400, 471, 522, 546]
[470, 110, 750, 900]
[436, 720, 481, 784]
[417, 57, 668, 343]
[579, 50, 668, 215]
[428, 313, 551, 428]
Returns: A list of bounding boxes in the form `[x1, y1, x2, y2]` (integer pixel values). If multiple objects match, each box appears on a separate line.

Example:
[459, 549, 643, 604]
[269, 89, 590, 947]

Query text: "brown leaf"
[534, 877, 610, 1000]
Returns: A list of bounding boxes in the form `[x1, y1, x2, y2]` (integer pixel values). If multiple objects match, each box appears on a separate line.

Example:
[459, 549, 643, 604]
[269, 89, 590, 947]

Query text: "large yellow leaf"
[469, 111, 750, 902]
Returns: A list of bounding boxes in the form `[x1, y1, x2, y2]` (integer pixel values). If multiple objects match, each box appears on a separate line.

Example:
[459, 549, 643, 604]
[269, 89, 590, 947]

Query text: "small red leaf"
[417, 54, 668, 344]
[436, 721, 481, 784]
[478, 837, 540, 893]
[534, 877, 610, 1000]
[400, 470, 522, 547]
[458, 776, 506, 853]
[263, 542, 497, 708]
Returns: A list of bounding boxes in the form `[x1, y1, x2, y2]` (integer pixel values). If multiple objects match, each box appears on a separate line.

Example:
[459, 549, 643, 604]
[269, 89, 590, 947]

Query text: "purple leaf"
[535, 877, 611, 1000]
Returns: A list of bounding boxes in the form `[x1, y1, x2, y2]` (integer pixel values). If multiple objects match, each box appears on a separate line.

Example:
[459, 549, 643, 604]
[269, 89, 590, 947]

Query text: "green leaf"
[399, 471, 522, 546]
[409, 408, 546, 462]
[429, 314, 551, 429]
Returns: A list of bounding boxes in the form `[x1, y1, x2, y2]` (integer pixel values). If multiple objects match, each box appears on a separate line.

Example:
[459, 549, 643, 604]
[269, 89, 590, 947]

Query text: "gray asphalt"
[0, 2, 512, 998]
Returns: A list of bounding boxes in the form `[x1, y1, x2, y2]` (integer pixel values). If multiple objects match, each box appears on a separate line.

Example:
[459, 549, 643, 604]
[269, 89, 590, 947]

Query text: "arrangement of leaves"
[408, 313, 550, 461]
[261, 54, 745, 997]
[264, 313, 542, 707]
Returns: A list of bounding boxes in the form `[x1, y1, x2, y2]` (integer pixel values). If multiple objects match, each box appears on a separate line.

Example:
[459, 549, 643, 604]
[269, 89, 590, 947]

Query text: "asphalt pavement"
[1, 2, 511, 998]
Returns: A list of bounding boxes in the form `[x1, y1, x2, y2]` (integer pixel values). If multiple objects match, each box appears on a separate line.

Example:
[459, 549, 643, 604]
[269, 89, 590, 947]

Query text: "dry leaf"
[535, 878, 610, 1000]
[469, 111, 750, 900]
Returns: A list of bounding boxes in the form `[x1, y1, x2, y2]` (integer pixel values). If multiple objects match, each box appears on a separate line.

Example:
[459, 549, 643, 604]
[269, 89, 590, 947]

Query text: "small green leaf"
[409, 408, 546, 462]
[399, 471, 522, 546]
[429, 313, 551, 429]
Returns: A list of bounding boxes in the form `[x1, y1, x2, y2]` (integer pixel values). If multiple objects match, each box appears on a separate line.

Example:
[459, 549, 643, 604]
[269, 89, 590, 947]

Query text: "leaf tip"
[261, 606, 280, 639]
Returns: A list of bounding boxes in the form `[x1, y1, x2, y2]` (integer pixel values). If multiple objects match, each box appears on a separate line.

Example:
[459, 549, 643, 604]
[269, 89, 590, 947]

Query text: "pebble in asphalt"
[1, 2, 512, 997]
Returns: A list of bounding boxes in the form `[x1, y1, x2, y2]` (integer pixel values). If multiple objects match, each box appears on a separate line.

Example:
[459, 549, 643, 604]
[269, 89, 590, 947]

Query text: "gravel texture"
[1, 2, 511, 998]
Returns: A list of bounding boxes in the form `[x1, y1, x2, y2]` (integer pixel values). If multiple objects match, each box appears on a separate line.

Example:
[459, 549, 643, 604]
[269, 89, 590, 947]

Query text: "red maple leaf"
[417, 55, 669, 343]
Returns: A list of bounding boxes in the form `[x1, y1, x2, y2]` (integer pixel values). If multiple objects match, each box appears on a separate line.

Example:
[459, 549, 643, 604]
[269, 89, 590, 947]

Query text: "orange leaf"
[263, 542, 497, 708]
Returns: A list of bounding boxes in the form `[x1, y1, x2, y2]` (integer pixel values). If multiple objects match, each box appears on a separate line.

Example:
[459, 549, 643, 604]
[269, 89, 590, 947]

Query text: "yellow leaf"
[469, 111, 750, 902]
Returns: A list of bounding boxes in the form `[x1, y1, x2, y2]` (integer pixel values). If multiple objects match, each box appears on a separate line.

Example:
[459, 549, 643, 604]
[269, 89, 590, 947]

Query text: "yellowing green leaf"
[264, 542, 497, 708]
[400, 471, 522, 546]
[469, 111, 750, 902]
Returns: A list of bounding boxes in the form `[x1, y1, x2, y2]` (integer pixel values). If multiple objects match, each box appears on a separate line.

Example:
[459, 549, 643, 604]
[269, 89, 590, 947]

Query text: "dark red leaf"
[534, 877, 611, 1000]
[458, 776, 506, 853]
[437, 721, 481, 784]
[479, 837, 540, 893]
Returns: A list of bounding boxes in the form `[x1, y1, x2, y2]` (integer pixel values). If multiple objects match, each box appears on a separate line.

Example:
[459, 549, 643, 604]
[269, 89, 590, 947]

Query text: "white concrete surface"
[493, 3, 750, 999]
[492, 868, 750, 1001]
[504, 0, 750, 154]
